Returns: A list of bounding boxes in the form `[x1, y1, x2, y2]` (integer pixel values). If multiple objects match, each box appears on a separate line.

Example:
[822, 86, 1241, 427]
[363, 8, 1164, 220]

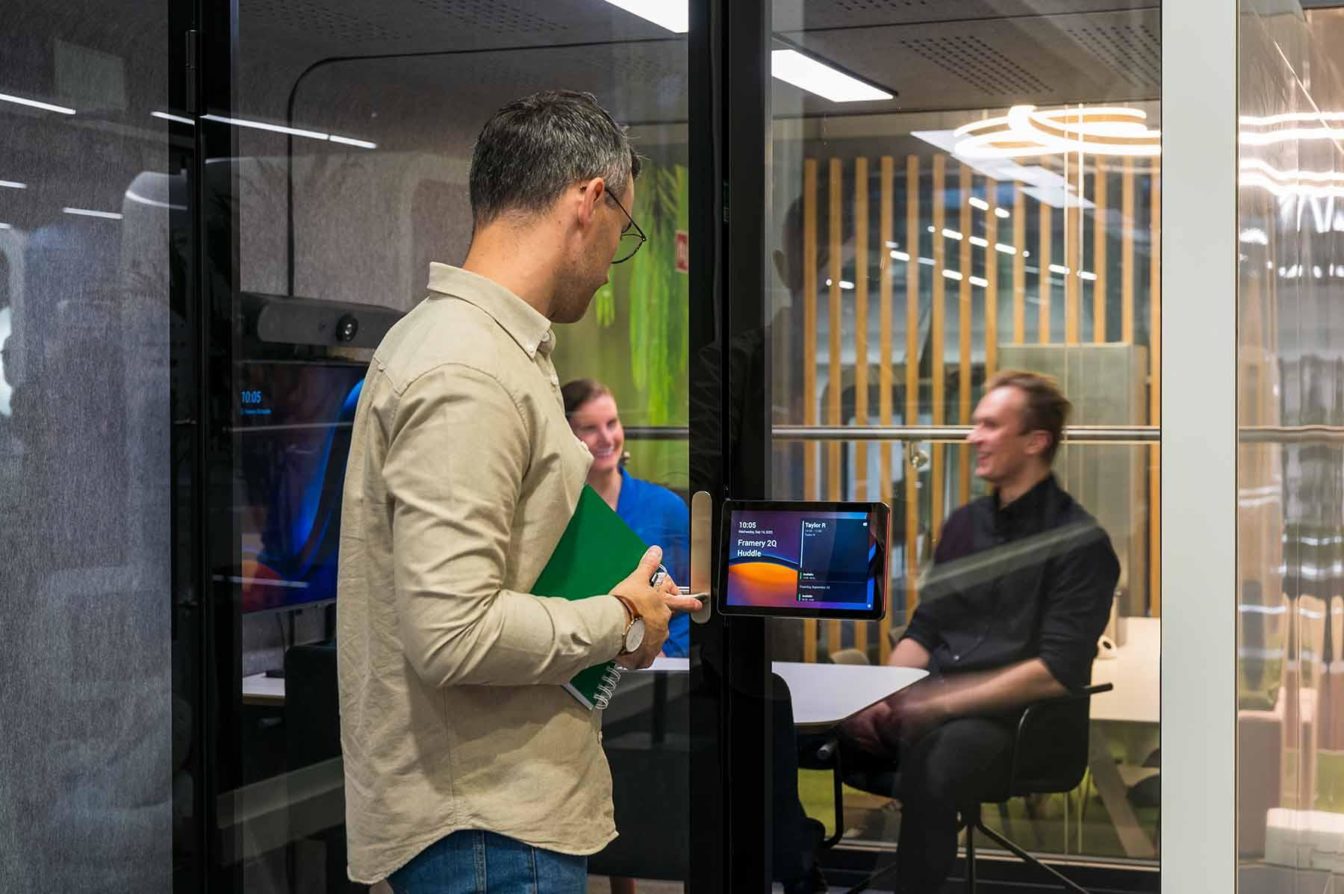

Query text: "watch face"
[625, 619, 645, 653]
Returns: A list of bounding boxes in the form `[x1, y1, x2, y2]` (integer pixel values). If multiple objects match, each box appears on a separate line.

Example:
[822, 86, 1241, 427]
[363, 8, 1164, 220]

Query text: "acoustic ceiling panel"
[237, 1, 1162, 123]
[240, 0, 670, 55]
[787, 0, 1156, 29]
[1059, 19, 1161, 92]
[402, 0, 571, 36]
[779, 7, 1162, 114]
[897, 33, 1054, 95]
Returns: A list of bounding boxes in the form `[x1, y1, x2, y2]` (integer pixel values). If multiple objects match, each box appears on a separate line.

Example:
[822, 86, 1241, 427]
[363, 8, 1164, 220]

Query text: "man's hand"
[840, 680, 950, 753]
[611, 546, 701, 669]
[893, 682, 950, 743]
[839, 697, 896, 755]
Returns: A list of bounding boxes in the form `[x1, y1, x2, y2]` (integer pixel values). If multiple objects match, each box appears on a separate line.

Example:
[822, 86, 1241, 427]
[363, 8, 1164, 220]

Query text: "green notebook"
[531, 485, 650, 710]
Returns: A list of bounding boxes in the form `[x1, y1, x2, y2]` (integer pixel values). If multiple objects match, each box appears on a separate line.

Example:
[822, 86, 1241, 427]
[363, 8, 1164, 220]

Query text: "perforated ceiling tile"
[831, 0, 933, 10]
[898, 33, 1052, 95]
[796, 0, 1156, 29]
[1063, 22, 1161, 90]
[404, 0, 567, 35]
[246, 0, 423, 43]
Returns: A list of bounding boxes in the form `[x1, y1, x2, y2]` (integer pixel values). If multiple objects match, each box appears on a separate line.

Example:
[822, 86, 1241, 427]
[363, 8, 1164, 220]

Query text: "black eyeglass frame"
[606, 190, 647, 264]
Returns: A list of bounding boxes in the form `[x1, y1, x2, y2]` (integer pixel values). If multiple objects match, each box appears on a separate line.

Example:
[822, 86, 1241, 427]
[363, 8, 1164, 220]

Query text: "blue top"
[614, 466, 691, 657]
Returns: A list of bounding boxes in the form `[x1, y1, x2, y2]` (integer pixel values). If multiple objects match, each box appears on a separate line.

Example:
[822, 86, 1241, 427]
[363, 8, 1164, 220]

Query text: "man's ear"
[576, 176, 605, 225]
[1025, 429, 1052, 458]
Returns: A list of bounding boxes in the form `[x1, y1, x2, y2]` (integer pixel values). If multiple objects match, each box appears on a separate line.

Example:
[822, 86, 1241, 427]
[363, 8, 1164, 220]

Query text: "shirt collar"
[993, 473, 1057, 525]
[426, 262, 555, 359]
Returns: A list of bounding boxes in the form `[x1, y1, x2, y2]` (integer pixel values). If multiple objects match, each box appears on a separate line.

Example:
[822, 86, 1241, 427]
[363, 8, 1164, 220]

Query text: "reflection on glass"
[0, 2, 174, 890]
[1238, 5, 1344, 889]
[769, 0, 1161, 873]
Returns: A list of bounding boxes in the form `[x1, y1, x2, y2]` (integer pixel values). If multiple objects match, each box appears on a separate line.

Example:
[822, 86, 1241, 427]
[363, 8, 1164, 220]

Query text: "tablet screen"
[720, 502, 888, 619]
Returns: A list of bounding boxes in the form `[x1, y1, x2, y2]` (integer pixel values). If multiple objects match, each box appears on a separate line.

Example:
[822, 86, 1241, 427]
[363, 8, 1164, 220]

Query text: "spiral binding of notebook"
[564, 658, 627, 711]
[592, 664, 625, 710]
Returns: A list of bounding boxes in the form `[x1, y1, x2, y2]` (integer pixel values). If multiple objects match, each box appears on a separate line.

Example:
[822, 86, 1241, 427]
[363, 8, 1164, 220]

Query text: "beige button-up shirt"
[337, 263, 629, 884]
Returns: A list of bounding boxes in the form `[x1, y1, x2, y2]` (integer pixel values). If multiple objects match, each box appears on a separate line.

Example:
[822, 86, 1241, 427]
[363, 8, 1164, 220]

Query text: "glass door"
[193, 1, 711, 890]
[713, 0, 1165, 889]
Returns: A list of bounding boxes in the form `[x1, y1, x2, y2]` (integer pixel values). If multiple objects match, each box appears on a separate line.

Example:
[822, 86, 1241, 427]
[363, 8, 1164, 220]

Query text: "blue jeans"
[388, 829, 588, 894]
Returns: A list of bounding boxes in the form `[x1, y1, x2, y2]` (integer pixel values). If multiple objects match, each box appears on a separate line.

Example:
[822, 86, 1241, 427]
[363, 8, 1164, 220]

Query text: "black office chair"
[812, 683, 1112, 894]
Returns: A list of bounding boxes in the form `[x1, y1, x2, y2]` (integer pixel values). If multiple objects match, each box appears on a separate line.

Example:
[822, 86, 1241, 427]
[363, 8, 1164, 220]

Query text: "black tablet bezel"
[716, 499, 890, 621]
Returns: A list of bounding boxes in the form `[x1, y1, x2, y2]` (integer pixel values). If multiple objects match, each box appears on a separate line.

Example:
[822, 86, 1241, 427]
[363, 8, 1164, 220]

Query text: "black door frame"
[174, 0, 244, 887]
[687, 0, 775, 891]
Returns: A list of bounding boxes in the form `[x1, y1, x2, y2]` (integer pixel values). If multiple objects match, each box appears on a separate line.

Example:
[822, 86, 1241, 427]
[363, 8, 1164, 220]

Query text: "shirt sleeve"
[1037, 522, 1121, 690]
[383, 364, 627, 689]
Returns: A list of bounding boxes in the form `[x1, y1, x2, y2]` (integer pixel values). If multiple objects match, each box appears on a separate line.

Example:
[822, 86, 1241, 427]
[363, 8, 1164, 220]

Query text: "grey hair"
[469, 90, 641, 227]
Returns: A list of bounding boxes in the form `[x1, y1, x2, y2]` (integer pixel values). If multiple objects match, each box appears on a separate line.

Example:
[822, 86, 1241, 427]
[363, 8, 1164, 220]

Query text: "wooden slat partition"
[931, 155, 947, 541]
[958, 164, 973, 503]
[1065, 199, 1081, 344]
[1149, 164, 1162, 616]
[905, 155, 921, 620]
[1013, 184, 1026, 343]
[1122, 157, 1136, 343]
[879, 156, 894, 661]
[1093, 159, 1108, 341]
[1039, 201, 1053, 343]
[828, 158, 843, 658]
[854, 156, 870, 656]
[802, 159, 818, 662]
[985, 179, 1000, 376]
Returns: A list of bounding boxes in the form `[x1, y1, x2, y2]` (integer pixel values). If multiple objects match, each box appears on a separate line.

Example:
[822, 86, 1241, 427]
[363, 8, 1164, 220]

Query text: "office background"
[0, 0, 1341, 890]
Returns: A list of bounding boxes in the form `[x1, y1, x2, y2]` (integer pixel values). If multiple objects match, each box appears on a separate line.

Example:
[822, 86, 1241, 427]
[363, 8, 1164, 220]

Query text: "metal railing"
[623, 425, 1161, 444]
[1238, 425, 1344, 444]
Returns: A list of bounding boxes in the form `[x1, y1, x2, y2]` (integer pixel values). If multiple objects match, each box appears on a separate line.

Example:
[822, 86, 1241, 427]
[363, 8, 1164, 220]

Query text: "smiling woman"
[563, 377, 691, 658]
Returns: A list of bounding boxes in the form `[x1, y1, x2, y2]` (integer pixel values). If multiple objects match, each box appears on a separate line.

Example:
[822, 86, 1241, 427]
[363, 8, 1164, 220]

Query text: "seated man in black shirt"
[840, 370, 1120, 894]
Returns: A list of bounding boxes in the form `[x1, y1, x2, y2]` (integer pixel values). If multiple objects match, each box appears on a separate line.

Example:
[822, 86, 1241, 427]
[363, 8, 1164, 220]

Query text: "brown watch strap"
[611, 594, 640, 655]
[612, 593, 639, 626]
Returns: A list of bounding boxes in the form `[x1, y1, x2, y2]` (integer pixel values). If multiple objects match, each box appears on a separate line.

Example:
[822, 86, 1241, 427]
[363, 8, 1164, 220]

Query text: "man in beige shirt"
[337, 91, 700, 892]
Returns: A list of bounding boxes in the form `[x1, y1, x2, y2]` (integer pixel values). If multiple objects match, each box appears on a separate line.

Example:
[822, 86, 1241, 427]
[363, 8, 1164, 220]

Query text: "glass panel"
[217, 2, 691, 890]
[768, 0, 1161, 884]
[0, 2, 173, 890]
[1238, 4, 1344, 890]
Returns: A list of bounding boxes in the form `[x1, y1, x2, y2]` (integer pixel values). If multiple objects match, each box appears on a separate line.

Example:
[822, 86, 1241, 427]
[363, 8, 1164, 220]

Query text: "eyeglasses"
[606, 192, 646, 264]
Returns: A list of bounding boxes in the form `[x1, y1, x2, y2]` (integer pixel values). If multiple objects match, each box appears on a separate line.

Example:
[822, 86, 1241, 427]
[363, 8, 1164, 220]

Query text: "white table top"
[644, 657, 927, 729]
[243, 661, 926, 728]
[241, 673, 287, 706]
[242, 628, 1152, 727]
[1090, 616, 1159, 724]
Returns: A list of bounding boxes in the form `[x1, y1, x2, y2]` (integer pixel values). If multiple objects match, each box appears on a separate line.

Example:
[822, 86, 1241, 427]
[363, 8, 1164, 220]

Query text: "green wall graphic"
[554, 161, 690, 491]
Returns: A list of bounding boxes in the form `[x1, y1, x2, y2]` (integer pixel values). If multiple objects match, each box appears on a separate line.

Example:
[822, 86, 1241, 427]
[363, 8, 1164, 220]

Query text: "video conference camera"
[240, 292, 404, 350]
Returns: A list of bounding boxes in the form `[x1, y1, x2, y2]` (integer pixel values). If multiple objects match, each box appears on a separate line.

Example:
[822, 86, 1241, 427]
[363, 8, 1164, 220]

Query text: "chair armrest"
[1015, 683, 1111, 735]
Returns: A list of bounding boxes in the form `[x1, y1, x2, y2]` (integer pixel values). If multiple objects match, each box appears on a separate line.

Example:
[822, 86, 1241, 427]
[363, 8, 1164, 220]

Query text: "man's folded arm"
[384, 364, 626, 689]
[1037, 525, 1121, 692]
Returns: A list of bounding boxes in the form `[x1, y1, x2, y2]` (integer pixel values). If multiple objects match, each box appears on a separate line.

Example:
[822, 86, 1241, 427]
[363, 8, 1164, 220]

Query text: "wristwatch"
[612, 594, 645, 656]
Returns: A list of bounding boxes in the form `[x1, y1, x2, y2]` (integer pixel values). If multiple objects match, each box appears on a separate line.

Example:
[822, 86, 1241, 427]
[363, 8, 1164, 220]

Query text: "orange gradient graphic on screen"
[240, 558, 285, 613]
[726, 560, 798, 606]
